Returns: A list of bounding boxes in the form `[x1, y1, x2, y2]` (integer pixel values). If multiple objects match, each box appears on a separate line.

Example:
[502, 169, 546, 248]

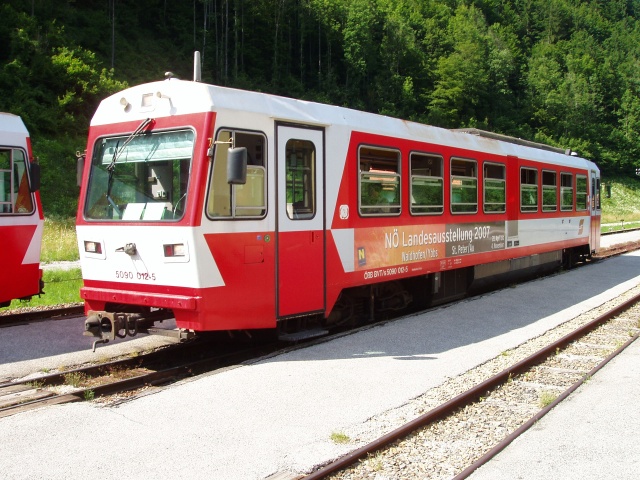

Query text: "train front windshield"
[84, 129, 193, 221]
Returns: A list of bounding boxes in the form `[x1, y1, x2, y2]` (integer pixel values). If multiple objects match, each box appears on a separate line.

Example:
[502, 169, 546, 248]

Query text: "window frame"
[409, 151, 443, 216]
[576, 174, 588, 211]
[450, 157, 478, 215]
[206, 128, 268, 220]
[542, 169, 557, 213]
[358, 145, 401, 217]
[285, 138, 316, 221]
[84, 128, 195, 222]
[483, 162, 506, 214]
[0, 147, 35, 216]
[560, 172, 574, 212]
[520, 167, 539, 213]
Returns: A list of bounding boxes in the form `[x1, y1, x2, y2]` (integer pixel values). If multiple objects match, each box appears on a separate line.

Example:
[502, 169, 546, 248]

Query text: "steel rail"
[0, 305, 84, 328]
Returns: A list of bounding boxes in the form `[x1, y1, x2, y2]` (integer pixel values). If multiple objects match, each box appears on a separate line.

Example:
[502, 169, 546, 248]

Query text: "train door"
[276, 124, 325, 317]
[590, 169, 601, 252]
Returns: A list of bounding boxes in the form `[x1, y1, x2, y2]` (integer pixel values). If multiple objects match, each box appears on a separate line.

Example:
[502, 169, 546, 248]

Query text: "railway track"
[0, 304, 84, 328]
[301, 285, 640, 479]
[0, 336, 280, 418]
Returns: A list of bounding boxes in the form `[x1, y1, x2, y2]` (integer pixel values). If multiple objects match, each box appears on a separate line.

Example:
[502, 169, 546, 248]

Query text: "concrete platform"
[0, 241, 639, 479]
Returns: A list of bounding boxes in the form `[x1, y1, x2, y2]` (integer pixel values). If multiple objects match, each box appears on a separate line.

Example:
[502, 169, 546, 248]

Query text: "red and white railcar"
[0, 113, 44, 307]
[77, 70, 600, 346]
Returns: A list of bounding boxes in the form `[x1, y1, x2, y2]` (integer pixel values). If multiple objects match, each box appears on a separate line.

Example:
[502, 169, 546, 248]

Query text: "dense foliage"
[2, 0, 640, 216]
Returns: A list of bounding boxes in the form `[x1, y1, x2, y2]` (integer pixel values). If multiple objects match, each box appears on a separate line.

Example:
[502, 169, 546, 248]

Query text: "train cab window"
[450, 158, 477, 214]
[520, 167, 538, 213]
[285, 139, 315, 220]
[595, 177, 601, 209]
[483, 163, 505, 213]
[0, 148, 34, 215]
[410, 152, 443, 215]
[208, 130, 267, 219]
[576, 174, 588, 211]
[359, 146, 401, 216]
[85, 129, 194, 221]
[560, 173, 573, 211]
[542, 170, 557, 212]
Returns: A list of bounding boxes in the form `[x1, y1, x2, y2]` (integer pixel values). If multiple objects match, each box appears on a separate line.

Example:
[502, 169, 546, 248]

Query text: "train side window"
[0, 149, 11, 213]
[520, 167, 538, 213]
[451, 157, 477, 214]
[542, 170, 557, 212]
[560, 173, 573, 211]
[410, 152, 443, 215]
[0, 148, 33, 215]
[576, 174, 588, 211]
[483, 163, 505, 213]
[208, 130, 267, 219]
[285, 139, 315, 220]
[359, 146, 401, 216]
[595, 178, 601, 209]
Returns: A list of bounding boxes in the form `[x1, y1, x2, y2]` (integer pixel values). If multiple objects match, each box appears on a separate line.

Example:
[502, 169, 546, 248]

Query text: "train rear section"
[0, 113, 44, 307]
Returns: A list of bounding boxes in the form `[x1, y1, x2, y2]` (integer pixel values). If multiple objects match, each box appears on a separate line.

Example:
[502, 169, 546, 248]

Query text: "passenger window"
[208, 130, 267, 219]
[359, 146, 401, 216]
[483, 163, 505, 213]
[451, 158, 477, 214]
[560, 173, 573, 211]
[576, 174, 588, 211]
[285, 139, 315, 220]
[0, 148, 34, 215]
[410, 152, 443, 215]
[542, 170, 557, 212]
[520, 167, 538, 213]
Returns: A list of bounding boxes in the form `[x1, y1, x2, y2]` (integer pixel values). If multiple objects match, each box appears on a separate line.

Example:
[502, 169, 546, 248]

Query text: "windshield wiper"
[106, 118, 153, 216]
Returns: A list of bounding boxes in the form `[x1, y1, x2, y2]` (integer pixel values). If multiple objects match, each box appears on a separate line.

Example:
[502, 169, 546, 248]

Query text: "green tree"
[428, 4, 490, 128]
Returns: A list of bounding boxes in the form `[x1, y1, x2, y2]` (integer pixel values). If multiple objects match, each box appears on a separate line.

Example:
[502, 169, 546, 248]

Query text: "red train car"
[0, 113, 44, 307]
[77, 67, 600, 347]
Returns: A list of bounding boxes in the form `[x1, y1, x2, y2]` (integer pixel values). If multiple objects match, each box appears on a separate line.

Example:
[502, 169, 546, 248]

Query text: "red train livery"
[77, 70, 600, 347]
[0, 113, 43, 307]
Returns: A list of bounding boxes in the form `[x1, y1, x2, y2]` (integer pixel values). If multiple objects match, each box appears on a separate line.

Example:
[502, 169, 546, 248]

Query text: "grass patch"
[41, 215, 79, 263]
[539, 390, 557, 408]
[0, 268, 82, 312]
[63, 372, 89, 388]
[601, 175, 640, 225]
[330, 432, 350, 444]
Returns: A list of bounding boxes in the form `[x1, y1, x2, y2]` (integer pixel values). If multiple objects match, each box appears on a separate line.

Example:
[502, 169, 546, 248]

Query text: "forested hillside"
[2, 0, 640, 216]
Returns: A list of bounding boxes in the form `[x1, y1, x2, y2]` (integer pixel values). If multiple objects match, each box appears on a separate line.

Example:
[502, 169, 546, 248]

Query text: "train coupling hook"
[115, 243, 137, 256]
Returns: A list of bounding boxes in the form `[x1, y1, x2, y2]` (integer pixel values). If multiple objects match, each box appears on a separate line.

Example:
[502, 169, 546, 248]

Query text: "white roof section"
[0, 112, 29, 148]
[91, 79, 597, 172]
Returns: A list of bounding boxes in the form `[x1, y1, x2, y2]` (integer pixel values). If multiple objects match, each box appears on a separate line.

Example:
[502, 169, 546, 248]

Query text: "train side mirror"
[76, 151, 86, 188]
[227, 147, 247, 185]
[29, 162, 41, 192]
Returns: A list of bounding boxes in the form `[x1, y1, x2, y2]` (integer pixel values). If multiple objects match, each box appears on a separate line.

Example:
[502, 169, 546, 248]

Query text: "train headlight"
[163, 243, 186, 257]
[84, 241, 103, 254]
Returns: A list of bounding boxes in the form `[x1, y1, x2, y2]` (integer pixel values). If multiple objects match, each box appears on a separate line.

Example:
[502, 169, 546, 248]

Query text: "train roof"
[0, 113, 29, 148]
[91, 79, 597, 172]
